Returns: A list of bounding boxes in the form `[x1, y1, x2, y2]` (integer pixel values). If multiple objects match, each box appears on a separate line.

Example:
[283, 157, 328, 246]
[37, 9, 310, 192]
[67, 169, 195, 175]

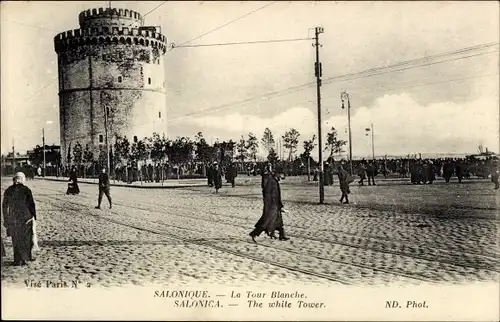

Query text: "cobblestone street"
[1, 177, 499, 288]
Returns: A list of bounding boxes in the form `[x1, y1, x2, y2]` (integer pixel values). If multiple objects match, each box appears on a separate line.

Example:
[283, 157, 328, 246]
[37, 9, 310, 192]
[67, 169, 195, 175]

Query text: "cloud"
[186, 93, 499, 158]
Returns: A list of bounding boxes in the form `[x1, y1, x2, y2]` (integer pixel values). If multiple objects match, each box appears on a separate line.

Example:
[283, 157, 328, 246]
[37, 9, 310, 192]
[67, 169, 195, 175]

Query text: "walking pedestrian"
[338, 165, 352, 204]
[95, 168, 112, 209]
[66, 167, 80, 195]
[250, 164, 289, 242]
[212, 162, 222, 193]
[2, 172, 37, 266]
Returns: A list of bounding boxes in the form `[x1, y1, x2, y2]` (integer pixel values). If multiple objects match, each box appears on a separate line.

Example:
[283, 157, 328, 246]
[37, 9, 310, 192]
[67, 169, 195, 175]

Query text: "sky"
[1, 1, 499, 159]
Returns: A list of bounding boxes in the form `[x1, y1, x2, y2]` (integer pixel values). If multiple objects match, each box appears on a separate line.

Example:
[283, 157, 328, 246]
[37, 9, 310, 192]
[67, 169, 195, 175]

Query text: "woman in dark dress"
[66, 168, 80, 195]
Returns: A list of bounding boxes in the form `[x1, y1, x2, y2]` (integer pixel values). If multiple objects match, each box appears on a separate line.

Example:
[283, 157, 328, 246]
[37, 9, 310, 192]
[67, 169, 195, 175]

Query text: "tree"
[325, 127, 347, 161]
[261, 128, 275, 155]
[72, 142, 83, 170]
[282, 128, 300, 162]
[83, 144, 94, 177]
[236, 136, 248, 167]
[302, 135, 316, 181]
[66, 142, 72, 167]
[246, 132, 259, 162]
[219, 140, 236, 166]
[113, 135, 131, 168]
[149, 132, 166, 164]
[267, 147, 279, 165]
[194, 132, 214, 167]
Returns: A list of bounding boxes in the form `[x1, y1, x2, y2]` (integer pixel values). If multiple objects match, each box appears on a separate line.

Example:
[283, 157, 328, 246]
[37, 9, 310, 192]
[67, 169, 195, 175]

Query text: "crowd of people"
[2, 153, 499, 265]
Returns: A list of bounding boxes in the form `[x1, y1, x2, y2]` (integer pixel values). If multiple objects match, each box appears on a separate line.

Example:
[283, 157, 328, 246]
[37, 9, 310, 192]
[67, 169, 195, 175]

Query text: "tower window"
[118, 76, 122, 83]
[148, 77, 151, 85]
[159, 112, 161, 118]
[133, 136, 138, 143]
[99, 135, 104, 143]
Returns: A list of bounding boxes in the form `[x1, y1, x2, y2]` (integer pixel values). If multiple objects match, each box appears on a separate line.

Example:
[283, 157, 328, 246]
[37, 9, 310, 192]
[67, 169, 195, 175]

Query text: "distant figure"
[338, 165, 352, 204]
[226, 162, 238, 188]
[358, 163, 367, 186]
[250, 164, 289, 242]
[66, 167, 80, 195]
[442, 159, 454, 183]
[37, 167, 42, 177]
[425, 161, 436, 184]
[366, 162, 377, 186]
[2, 172, 37, 266]
[207, 164, 214, 187]
[212, 162, 222, 193]
[95, 168, 112, 209]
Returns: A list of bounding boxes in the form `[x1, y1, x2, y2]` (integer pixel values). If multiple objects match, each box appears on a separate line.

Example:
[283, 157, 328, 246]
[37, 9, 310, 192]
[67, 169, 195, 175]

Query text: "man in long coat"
[2, 172, 37, 266]
[366, 161, 377, 186]
[250, 165, 289, 242]
[95, 168, 112, 209]
[226, 162, 237, 188]
[338, 165, 351, 204]
[212, 162, 223, 193]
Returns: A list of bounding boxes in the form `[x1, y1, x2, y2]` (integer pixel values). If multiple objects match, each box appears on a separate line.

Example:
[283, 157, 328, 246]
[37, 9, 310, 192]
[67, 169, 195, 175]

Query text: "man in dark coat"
[95, 168, 112, 209]
[207, 164, 214, 187]
[2, 172, 36, 266]
[366, 161, 377, 186]
[212, 162, 223, 193]
[250, 165, 289, 242]
[357, 163, 367, 186]
[226, 162, 237, 188]
[338, 165, 351, 204]
[442, 159, 454, 183]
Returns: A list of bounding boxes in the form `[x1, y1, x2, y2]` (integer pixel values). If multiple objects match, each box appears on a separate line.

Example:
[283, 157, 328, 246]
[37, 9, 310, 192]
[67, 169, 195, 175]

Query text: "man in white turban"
[2, 172, 37, 266]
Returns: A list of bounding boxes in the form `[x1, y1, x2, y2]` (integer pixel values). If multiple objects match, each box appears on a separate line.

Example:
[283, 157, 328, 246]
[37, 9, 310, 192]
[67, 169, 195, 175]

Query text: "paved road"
[1, 177, 498, 288]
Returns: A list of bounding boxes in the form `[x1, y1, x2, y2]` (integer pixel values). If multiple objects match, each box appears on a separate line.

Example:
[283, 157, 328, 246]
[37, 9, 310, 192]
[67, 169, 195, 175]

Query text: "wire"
[61, 69, 497, 144]
[168, 48, 498, 120]
[323, 50, 499, 86]
[168, 1, 277, 50]
[142, 1, 168, 18]
[172, 37, 313, 48]
[322, 43, 499, 84]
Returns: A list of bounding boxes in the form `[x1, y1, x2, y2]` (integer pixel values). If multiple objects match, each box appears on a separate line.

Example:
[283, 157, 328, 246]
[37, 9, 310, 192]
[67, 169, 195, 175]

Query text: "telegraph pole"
[314, 26, 325, 204]
[371, 122, 375, 160]
[12, 138, 15, 174]
[341, 91, 353, 174]
[42, 128, 46, 177]
[101, 92, 111, 172]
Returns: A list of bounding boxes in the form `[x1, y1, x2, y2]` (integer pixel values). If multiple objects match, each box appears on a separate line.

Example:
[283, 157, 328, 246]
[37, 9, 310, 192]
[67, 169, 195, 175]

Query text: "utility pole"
[101, 92, 111, 172]
[314, 26, 324, 204]
[12, 138, 15, 174]
[341, 91, 353, 174]
[42, 128, 46, 177]
[371, 122, 375, 160]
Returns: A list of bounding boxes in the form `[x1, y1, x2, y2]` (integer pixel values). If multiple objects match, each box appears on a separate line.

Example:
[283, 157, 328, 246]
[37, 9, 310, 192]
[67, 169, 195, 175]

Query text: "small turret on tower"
[79, 7, 143, 29]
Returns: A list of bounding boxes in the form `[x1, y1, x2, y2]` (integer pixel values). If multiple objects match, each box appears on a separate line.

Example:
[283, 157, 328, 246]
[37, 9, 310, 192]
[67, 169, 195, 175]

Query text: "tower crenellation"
[55, 7, 168, 169]
[79, 7, 143, 29]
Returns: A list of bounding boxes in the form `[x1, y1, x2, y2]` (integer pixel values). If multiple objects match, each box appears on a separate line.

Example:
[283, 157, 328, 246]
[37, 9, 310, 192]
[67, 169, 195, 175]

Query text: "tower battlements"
[79, 7, 143, 28]
[55, 7, 168, 168]
[54, 26, 167, 53]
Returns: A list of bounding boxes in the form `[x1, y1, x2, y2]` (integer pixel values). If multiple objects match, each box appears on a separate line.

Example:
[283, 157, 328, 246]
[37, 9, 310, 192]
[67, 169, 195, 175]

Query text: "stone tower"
[54, 7, 167, 168]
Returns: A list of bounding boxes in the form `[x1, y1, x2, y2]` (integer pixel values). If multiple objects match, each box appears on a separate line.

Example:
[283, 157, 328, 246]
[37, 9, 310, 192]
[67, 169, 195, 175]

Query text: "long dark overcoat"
[2, 183, 36, 263]
[213, 168, 223, 189]
[254, 174, 284, 234]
